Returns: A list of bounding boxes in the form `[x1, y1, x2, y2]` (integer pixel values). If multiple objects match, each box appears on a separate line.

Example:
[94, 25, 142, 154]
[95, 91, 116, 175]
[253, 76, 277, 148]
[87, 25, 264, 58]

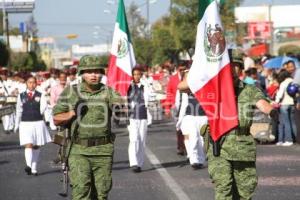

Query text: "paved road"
[0, 119, 300, 200]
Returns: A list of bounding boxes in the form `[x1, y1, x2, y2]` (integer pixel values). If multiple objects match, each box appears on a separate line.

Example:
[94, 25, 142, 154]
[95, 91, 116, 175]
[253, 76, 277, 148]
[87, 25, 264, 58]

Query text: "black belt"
[74, 136, 114, 147]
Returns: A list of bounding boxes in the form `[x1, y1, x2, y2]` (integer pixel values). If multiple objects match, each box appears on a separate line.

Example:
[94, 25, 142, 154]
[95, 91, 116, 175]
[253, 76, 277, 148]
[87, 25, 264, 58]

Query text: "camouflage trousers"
[69, 154, 113, 200]
[208, 156, 257, 200]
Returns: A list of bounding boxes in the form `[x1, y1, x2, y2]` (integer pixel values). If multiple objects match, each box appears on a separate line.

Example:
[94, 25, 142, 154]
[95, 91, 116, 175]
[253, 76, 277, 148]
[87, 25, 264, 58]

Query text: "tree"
[219, 0, 242, 45]
[9, 27, 20, 36]
[126, 0, 242, 66]
[151, 17, 177, 64]
[127, 2, 147, 39]
[10, 51, 46, 71]
[0, 41, 9, 66]
[0, 12, 3, 35]
[134, 37, 155, 66]
[98, 54, 109, 67]
[278, 45, 300, 56]
[126, 2, 155, 65]
[149, 0, 242, 64]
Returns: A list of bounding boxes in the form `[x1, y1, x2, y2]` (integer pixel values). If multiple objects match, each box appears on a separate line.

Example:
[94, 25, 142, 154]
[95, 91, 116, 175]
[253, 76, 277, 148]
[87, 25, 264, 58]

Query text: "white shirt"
[244, 57, 255, 71]
[275, 78, 294, 105]
[175, 90, 188, 130]
[141, 75, 156, 101]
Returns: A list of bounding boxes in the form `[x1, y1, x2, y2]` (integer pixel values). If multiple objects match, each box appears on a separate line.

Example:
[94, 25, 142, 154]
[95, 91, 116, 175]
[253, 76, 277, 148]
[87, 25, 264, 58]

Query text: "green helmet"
[78, 55, 103, 74]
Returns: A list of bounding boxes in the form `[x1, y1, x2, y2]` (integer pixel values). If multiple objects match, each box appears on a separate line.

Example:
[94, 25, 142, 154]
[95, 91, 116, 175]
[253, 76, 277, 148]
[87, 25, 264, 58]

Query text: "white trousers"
[2, 113, 15, 131]
[44, 106, 56, 130]
[181, 115, 207, 165]
[128, 119, 148, 167]
[147, 110, 152, 126]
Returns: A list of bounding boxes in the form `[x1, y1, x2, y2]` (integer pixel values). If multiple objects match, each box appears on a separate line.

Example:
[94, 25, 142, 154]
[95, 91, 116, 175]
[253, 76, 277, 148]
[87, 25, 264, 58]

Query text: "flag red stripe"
[194, 63, 238, 141]
[107, 54, 132, 96]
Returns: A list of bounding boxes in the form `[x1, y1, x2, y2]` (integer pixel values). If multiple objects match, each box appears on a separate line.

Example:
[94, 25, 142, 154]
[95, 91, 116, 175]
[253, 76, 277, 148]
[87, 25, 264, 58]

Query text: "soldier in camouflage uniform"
[205, 61, 279, 200]
[53, 55, 122, 200]
[178, 60, 278, 200]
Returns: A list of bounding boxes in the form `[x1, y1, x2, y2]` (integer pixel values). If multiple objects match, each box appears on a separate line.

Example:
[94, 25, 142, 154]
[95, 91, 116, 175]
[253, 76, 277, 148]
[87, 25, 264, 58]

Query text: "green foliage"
[127, 0, 241, 65]
[170, 0, 198, 52]
[133, 37, 155, 66]
[278, 45, 300, 56]
[219, 0, 240, 32]
[127, 2, 148, 39]
[10, 51, 46, 72]
[0, 12, 3, 35]
[151, 18, 177, 64]
[0, 41, 9, 66]
[98, 54, 109, 67]
[9, 27, 20, 36]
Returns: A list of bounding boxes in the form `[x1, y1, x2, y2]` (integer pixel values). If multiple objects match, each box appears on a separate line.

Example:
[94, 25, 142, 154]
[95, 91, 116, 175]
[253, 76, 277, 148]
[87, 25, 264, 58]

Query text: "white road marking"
[145, 147, 191, 200]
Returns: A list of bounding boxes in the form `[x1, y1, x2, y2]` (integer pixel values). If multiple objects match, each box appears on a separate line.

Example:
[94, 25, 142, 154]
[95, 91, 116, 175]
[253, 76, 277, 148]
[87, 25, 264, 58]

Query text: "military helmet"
[78, 55, 103, 74]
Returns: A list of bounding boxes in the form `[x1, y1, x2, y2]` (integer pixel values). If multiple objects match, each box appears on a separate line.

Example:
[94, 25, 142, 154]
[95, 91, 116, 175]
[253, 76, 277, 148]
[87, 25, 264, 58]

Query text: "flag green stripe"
[117, 0, 131, 42]
[198, 0, 214, 21]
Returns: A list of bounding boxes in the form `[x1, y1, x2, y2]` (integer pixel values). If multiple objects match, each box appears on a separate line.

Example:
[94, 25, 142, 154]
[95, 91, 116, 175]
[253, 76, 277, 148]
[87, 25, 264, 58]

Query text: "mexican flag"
[187, 0, 238, 142]
[107, 0, 136, 96]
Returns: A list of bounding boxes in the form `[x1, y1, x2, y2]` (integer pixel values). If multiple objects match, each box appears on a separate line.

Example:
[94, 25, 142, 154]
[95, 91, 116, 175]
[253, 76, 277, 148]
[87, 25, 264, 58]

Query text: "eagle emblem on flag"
[117, 38, 129, 59]
[204, 23, 226, 62]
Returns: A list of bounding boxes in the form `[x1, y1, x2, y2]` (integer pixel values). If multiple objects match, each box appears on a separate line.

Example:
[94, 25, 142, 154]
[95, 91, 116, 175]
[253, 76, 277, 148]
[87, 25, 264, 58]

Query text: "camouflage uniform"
[207, 82, 267, 200]
[53, 56, 121, 200]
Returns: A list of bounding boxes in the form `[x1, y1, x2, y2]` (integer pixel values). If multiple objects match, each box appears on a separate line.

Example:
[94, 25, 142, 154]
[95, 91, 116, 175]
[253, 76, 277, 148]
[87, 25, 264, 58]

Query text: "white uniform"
[15, 90, 52, 146]
[176, 91, 207, 165]
[0, 80, 15, 132]
[38, 78, 58, 130]
[141, 75, 156, 125]
[15, 89, 52, 174]
[128, 82, 150, 168]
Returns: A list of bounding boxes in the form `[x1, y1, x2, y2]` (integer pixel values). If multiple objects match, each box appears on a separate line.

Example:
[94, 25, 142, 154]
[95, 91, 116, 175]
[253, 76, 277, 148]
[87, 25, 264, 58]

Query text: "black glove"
[269, 109, 279, 122]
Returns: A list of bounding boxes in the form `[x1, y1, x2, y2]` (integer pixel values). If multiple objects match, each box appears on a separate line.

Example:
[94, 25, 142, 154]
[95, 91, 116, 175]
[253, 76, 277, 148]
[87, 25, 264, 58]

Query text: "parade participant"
[176, 70, 207, 169]
[0, 70, 16, 134]
[50, 72, 68, 163]
[127, 67, 150, 173]
[284, 60, 296, 76]
[141, 66, 156, 126]
[242, 53, 255, 71]
[39, 70, 58, 130]
[49, 72, 68, 131]
[164, 61, 187, 155]
[67, 67, 80, 86]
[50, 72, 68, 107]
[275, 69, 297, 146]
[14, 76, 52, 176]
[53, 55, 121, 200]
[178, 59, 278, 200]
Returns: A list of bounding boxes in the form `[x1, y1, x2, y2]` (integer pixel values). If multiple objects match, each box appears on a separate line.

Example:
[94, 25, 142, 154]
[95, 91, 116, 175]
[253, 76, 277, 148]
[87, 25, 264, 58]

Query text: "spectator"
[275, 70, 297, 146]
[242, 53, 255, 71]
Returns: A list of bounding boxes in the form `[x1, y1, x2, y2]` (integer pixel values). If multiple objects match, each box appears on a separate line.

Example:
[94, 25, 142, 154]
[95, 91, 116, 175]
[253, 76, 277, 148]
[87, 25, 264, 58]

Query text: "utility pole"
[2, 0, 9, 48]
[268, 0, 274, 55]
[146, 0, 150, 38]
[2, 0, 10, 67]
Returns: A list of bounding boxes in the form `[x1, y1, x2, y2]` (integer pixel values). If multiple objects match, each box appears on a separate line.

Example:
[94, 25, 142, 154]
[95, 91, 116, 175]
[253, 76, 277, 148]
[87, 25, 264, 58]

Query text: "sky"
[6, 0, 300, 48]
[8, 0, 170, 48]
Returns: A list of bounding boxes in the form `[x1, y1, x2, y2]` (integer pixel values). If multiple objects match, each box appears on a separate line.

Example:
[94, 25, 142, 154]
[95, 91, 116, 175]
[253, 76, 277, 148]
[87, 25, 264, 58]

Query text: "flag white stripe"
[110, 22, 136, 76]
[188, 1, 230, 93]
